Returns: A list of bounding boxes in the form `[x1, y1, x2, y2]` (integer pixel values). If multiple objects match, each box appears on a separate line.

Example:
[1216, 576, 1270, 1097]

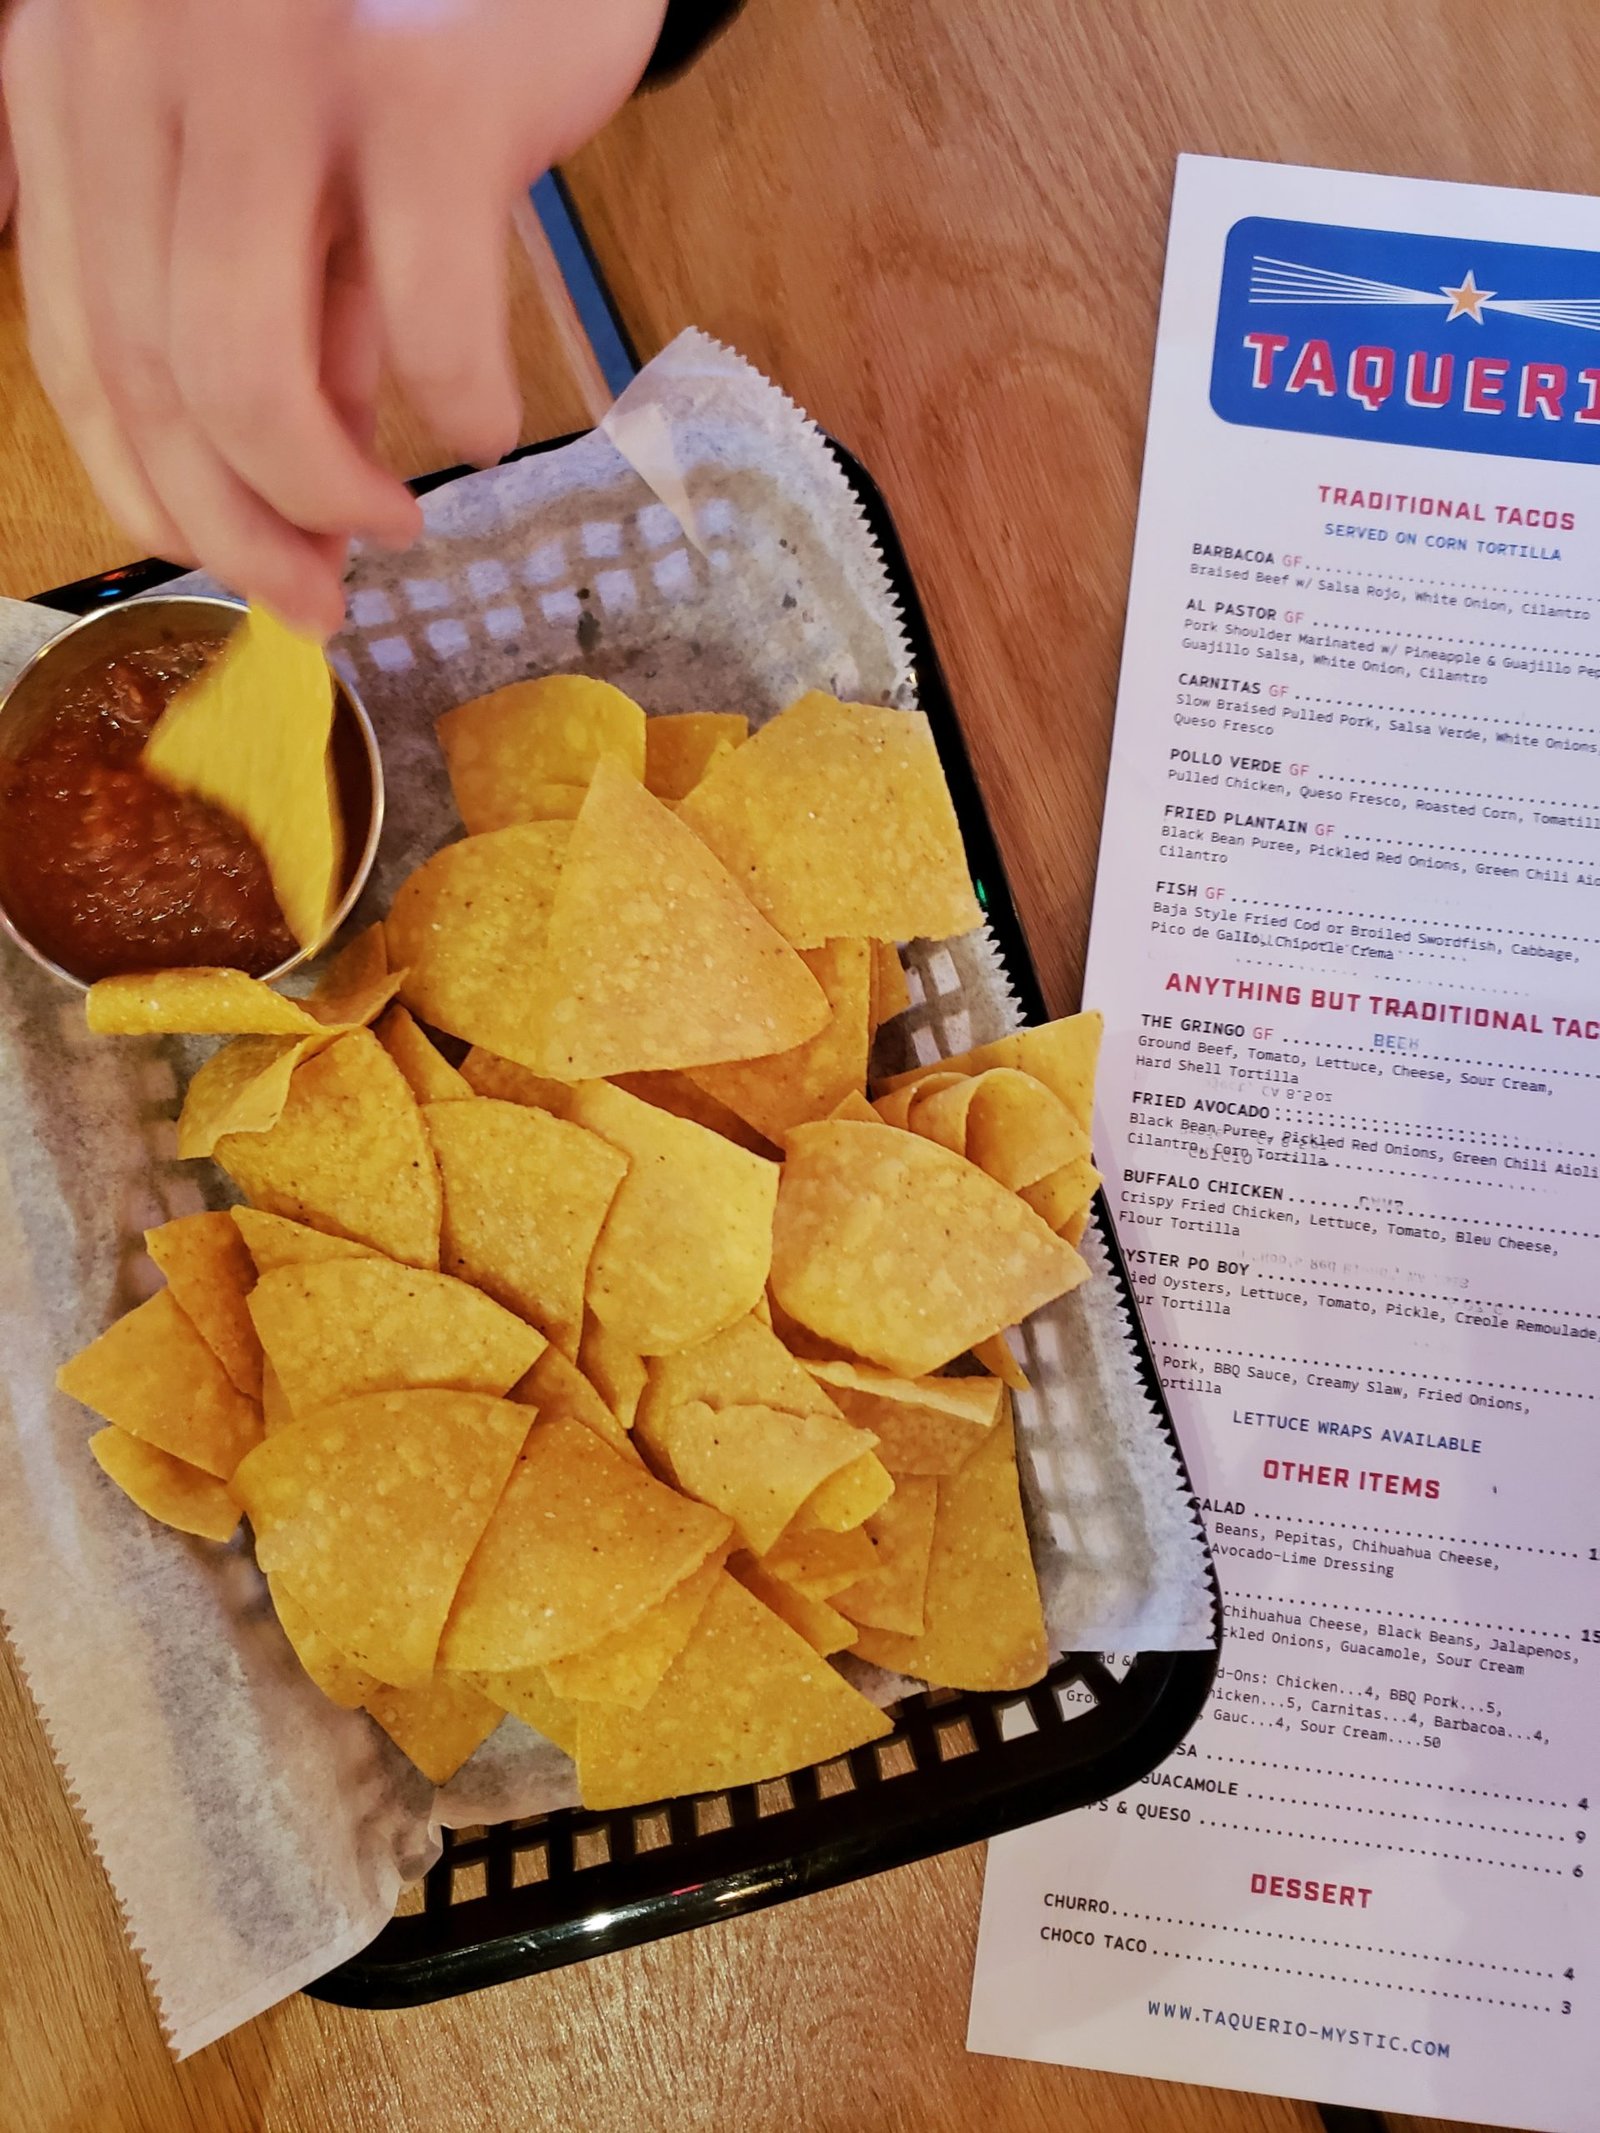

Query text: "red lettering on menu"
[1251, 1873, 1374, 1910]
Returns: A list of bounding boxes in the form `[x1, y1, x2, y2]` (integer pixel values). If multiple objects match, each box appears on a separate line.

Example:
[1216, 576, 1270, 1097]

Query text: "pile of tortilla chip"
[58, 675, 1104, 1810]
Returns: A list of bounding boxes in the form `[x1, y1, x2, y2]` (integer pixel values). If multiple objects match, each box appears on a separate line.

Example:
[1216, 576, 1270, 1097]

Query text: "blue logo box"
[1210, 215, 1600, 465]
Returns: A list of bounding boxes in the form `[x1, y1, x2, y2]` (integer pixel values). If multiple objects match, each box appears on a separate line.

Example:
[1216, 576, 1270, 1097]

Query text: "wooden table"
[0, 2, 1566, 2125]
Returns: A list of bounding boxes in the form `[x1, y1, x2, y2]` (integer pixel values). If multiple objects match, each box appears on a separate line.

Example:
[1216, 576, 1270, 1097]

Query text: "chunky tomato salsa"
[0, 642, 295, 981]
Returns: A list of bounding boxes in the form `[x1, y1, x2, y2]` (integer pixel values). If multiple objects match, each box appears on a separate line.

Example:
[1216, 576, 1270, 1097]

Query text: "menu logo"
[1210, 216, 1600, 464]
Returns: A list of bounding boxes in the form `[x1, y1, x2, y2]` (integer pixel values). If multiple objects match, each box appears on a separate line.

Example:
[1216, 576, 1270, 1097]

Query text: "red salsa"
[0, 642, 296, 981]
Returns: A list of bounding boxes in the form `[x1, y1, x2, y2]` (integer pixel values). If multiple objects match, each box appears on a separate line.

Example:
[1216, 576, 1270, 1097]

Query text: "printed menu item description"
[968, 157, 1600, 2133]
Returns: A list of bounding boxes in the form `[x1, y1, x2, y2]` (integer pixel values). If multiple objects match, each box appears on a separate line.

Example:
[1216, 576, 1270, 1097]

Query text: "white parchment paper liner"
[0, 332, 1211, 2057]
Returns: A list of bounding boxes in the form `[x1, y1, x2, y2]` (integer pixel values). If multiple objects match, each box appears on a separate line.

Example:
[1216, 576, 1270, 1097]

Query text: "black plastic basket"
[35, 434, 1219, 2010]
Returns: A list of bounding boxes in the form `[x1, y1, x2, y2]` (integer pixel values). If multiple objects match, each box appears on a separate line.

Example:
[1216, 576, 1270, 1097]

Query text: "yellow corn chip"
[269, 1575, 379, 1707]
[761, 1522, 879, 1600]
[59, 1290, 262, 1479]
[577, 1316, 648, 1433]
[459, 1048, 575, 1113]
[510, 1342, 639, 1463]
[543, 1547, 727, 1707]
[88, 1426, 240, 1542]
[644, 712, 748, 803]
[439, 1414, 730, 1672]
[829, 1089, 880, 1126]
[909, 1068, 1084, 1192]
[88, 968, 329, 1038]
[880, 1011, 1103, 1136]
[731, 1554, 857, 1656]
[530, 760, 829, 1080]
[568, 1080, 779, 1355]
[801, 1451, 895, 1532]
[771, 1121, 1087, 1376]
[834, 1475, 938, 1636]
[687, 937, 872, 1140]
[872, 941, 911, 1028]
[145, 1210, 263, 1398]
[806, 1358, 1004, 1476]
[635, 1313, 845, 1456]
[143, 607, 340, 949]
[851, 1409, 1046, 1690]
[247, 1259, 543, 1417]
[971, 1331, 1030, 1394]
[650, 1399, 873, 1557]
[436, 675, 647, 832]
[678, 694, 980, 949]
[178, 1035, 312, 1160]
[426, 1098, 626, 1354]
[385, 823, 569, 1062]
[1020, 1154, 1102, 1234]
[363, 1676, 503, 1784]
[216, 1030, 442, 1269]
[610, 1070, 777, 1156]
[1063, 1210, 1089, 1249]
[309, 921, 388, 1008]
[377, 1004, 472, 1104]
[261, 1356, 293, 1433]
[871, 1070, 963, 1131]
[230, 1206, 378, 1275]
[472, 1664, 580, 1758]
[233, 1388, 528, 1687]
[510, 780, 588, 821]
[575, 1573, 890, 1810]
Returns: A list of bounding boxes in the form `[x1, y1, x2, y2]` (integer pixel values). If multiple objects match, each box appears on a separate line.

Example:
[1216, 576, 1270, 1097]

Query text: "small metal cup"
[0, 594, 384, 991]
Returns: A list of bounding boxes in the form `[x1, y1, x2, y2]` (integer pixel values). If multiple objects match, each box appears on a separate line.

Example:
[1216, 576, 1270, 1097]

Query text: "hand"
[1, 0, 664, 635]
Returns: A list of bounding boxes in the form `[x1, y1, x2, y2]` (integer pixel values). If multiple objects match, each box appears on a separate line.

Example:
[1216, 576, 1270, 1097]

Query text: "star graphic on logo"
[1440, 268, 1495, 323]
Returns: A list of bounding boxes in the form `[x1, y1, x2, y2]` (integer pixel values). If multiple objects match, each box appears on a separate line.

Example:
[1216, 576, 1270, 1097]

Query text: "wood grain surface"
[0, 1, 1564, 2125]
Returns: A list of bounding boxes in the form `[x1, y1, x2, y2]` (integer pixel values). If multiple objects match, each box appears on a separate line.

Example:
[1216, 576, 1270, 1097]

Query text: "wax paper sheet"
[0, 332, 1212, 2058]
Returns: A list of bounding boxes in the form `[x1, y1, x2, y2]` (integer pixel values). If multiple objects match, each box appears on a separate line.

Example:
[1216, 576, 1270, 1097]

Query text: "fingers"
[320, 235, 385, 456]
[165, 28, 419, 546]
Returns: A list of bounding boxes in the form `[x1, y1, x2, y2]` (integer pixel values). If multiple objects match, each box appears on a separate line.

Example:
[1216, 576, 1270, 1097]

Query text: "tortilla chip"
[385, 823, 569, 1063]
[771, 1121, 1087, 1376]
[806, 1358, 1004, 1475]
[363, 1676, 503, 1784]
[247, 1259, 543, 1417]
[687, 937, 872, 1140]
[829, 1089, 880, 1126]
[971, 1331, 1030, 1394]
[872, 942, 911, 1029]
[88, 1426, 240, 1542]
[543, 1547, 727, 1707]
[233, 1388, 528, 1686]
[472, 1665, 580, 1758]
[880, 1012, 1103, 1137]
[871, 1070, 963, 1131]
[459, 1048, 574, 1114]
[145, 1210, 263, 1398]
[610, 1070, 777, 1157]
[531, 760, 828, 1079]
[269, 1574, 378, 1707]
[851, 1408, 1046, 1689]
[801, 1451, 895, 1532]
[568, 1080, 779, 1354]
[575, 1573, 891, 1810]
[260, 1356, 293, 1433]
[216, 1030, 442, 1269]
[377, 1004, 472, 1104]
[834, 1475, 938, 1635]
[1020, 1155, 1101, 1234]
[678, 694, 980, 949]
[230, 1206, 378, 1274]
[511, 1342, 638, 1463]
[635, 1314, 845, 1456]
[761, 1523, 879, 1600]
[58, 1290, 262, 1479]
[436, 675, 646, 832]
[731, 1554, 857, 1656]
[439, 1414, 730, 1672]
[648, 1398, 873, 1557]
[909, 1069, 1084, 1192]
[644, 712, 748, 803]
[309, 921, 387, 1004]
[509, 781, 588, 821]
[87, 968, 330, 1038]
[578, 1316, 648, 1431]
[426, 1098, 626, 1354]
[178, 1035, 312, 1160]
[143, 606, 340, 948]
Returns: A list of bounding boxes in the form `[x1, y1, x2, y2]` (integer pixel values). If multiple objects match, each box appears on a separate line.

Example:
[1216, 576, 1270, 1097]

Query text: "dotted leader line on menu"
[1104, 1910, 1559, 1976]
[1181, 1346, 1597, 1407]
[1359, 1606, 1577, 1640]
[1244, 1796, 1564, 1838]
[1342, 772, 1600, 820]
[1135, 1948, 1554, 2012]
[1310, 557, 1600, 606]
[1279, 1107, 1587, 1157]
[1298, 1194, 1600, 1240]
[1229, 889, 1600, 948]
[1314, 1277, 1600, 1325]
[1290, 694, 1600, 741]
[1200, 1755, 1569, 1808]
[1310, 1043, 1600, 1087]
[1190, 1819, 1561, 1873]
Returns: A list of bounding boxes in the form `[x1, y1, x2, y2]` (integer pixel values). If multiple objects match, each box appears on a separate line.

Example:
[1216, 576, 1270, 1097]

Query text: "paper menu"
[967, 155, 1600, 2130]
